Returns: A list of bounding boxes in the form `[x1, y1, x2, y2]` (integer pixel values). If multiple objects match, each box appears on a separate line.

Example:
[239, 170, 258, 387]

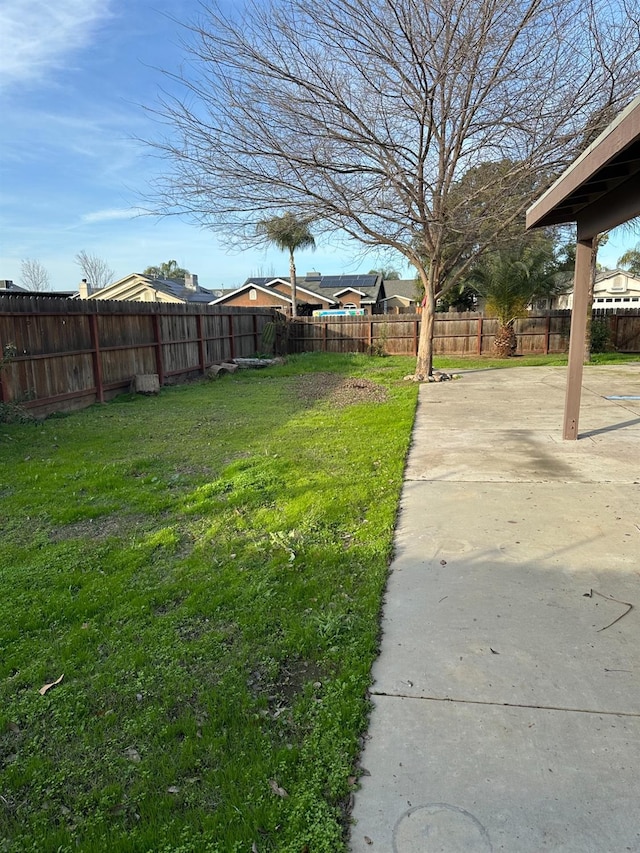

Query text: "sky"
[0, 0, 635, 293]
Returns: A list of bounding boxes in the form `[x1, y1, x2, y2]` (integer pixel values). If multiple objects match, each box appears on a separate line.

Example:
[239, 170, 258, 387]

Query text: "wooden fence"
[0, 295, 278, 417]
[2, 297, 638, 419]
[289, 309, 640, 357]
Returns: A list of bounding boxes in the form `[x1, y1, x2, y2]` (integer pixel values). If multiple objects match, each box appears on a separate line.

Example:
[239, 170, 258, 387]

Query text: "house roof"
[90, 273, 214, 303]
[234, 272, 385, 304]
[595, 268, 640, 284]
[209, 281, 294, 305]
[382, 279, 420, 301]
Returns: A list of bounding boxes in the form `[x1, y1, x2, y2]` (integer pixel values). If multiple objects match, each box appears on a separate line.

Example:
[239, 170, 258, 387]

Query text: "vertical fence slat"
[89, 313, 104, 403]
[152, 314, 165, 384]
[227, 313, 236, 361]
[196, 314, 206, 374]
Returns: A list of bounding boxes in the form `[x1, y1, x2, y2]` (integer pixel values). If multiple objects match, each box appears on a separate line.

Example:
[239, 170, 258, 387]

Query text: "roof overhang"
[210, 282, 292, 305]
[333, 287, 367, 297]
[526, 95, 640, 240]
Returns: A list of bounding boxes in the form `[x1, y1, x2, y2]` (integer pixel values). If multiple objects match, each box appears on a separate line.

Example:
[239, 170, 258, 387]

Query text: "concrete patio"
[350, 364, 640, 852]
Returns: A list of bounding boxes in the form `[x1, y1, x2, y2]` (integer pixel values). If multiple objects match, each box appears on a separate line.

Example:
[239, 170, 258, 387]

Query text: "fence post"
[196, 313, 206, 374]
[227, 313, 236, 360]
[414, 319, 419, 355]
[323, 321, 328, 352]
[544, 313, 551, 355]
[369, 320, 374, 352]
[477, 316, 483, 355]
[88, 313, 105, 403]
[152, 314, 165, 385]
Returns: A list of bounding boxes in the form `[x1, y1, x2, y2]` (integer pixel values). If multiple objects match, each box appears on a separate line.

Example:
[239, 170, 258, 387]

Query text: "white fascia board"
[209, 282, 292, 304]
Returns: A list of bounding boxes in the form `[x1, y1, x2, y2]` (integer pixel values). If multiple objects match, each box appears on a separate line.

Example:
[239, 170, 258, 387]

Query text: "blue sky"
[0, 0, 634, 293]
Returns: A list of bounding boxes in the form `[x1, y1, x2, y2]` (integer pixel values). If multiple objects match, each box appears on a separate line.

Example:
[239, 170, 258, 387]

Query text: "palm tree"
[143, 260, 190, 282]
[618, 245, 640, 276]
[470, 247, 560, 357]
[257, 214, 315, 317]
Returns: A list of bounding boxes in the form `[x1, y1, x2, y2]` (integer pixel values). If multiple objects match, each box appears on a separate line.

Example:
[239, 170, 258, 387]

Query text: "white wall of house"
[553, 269, 640, 310]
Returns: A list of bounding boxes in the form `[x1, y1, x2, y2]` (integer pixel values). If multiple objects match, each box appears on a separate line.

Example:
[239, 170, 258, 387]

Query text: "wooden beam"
[563, 237, 594, 440]
[577, 171, 640, 239]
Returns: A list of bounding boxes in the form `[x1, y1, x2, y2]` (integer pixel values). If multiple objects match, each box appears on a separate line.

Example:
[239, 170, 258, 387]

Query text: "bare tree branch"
[74, 251, 115, 291]
[144, 0, 640, 376]
[20, 259, 50, 292]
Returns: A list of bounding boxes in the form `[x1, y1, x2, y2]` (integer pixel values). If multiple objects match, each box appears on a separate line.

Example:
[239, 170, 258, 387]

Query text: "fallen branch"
[583, 589, 633, 632]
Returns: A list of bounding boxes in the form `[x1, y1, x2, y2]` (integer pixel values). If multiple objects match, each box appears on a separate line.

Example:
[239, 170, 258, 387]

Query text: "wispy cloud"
[81, 207, 143, 224]
[0, 0, 113, 86]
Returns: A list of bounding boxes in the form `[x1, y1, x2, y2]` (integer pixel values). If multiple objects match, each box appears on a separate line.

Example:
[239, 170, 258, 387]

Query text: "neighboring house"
[209, 272, 386, 315]
[0, 279, 27, 293]
[80, 273, 214, 304]
[378, 279, 421, 312]
[540, 269, 640, 310]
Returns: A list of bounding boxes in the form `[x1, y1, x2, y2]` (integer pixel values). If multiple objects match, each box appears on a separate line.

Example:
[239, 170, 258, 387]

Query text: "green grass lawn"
[0, 354, 418, 853]
[432, 351, 639, 371]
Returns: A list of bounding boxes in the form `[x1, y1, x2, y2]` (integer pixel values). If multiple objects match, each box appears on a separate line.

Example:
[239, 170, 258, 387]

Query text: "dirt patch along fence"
[0, 295, 278, 417]
[288, 309, 640, 357]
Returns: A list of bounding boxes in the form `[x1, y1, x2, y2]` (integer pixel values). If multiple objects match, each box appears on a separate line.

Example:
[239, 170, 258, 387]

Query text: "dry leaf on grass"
[167, 786, 180, 794]
[268, 779, 289, 798]
[39, 674, 64, 695]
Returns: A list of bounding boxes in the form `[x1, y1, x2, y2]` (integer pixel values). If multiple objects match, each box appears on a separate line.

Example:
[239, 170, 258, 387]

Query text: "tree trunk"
[289, 250, 297, 318]
[494, 322, 517, 357]
[415, 272, 436, 379]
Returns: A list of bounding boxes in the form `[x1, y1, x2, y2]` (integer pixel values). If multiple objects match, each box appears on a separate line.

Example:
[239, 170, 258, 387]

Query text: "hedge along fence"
[0, 295, 279, 417]
[288, 309, 640, 357]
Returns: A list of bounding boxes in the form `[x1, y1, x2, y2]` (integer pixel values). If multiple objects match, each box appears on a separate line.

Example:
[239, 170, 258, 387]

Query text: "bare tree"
[147, 0, 640, 377]
[20, 259, 50, 292]
[74, 251, 115, 291]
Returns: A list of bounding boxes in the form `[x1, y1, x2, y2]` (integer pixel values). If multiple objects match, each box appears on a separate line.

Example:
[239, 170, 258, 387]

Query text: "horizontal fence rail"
[0, 295, 278, 417]
[288, 309, 640, 357]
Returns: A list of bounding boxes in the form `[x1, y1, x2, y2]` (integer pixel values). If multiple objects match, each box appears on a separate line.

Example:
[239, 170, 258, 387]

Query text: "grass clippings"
[0, 353, 417, 853]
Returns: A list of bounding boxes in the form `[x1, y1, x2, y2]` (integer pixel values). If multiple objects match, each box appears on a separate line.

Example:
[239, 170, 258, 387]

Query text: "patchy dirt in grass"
[247, 657, 326, 718]
[294, 373, 388, 407]
[49, 514, 150, 542]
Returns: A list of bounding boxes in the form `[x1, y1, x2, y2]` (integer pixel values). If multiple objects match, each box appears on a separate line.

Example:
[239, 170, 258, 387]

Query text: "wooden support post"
[477, 316, 483, 355]
[414, 319, 419, 356]
[196, 314, 206, 374]
[563, 236, 594, 440]
[543, 313, 551, 355]
[152, 314, 165, 385]
[88, 313, 105, 403]
[323, 321, 328, 352]
[369, 320, 374, 352]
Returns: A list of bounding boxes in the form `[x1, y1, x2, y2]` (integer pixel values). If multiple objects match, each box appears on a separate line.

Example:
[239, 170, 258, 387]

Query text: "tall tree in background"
[147, 0, 639, 378]
[368, 268, 400, 281]
[74, 251, 115, 291]
[20, 259, 50, 292]
[143, 260, 190, 281]
[256, 214, 315, 317]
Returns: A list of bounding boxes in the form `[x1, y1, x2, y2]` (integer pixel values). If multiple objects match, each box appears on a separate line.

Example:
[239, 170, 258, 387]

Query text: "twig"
[584, 589, 633, 632]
